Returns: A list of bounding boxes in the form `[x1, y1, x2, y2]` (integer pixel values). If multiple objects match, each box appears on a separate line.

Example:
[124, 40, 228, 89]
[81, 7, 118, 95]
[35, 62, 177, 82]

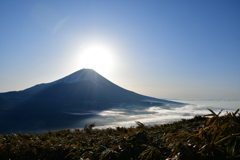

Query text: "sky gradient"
[0, 0, 240, 100]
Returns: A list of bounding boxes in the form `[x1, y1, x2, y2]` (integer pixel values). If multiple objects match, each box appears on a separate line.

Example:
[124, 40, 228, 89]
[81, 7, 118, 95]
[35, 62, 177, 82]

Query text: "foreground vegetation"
[0, 109, 240, 160]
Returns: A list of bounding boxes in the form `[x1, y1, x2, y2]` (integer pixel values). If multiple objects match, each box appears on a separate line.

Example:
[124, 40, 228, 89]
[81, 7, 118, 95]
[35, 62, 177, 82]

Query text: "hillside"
[0, 109, 239, 160]
[0, 69, 183, 134]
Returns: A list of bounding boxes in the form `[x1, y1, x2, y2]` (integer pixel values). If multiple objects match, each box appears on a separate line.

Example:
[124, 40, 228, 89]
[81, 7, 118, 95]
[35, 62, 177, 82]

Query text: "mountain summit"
[54, 69, 112, 86]
[0, 69, 182, 133]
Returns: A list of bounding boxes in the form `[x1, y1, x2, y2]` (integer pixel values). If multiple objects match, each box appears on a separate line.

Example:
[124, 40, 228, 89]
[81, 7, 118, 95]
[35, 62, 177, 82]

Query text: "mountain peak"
[54, 69, 97, 84]
[52, 68, 113, 87]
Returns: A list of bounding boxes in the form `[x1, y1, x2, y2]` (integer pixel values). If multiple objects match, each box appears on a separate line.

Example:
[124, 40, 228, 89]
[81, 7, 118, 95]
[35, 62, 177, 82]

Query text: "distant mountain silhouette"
[0, 69, 182, 133]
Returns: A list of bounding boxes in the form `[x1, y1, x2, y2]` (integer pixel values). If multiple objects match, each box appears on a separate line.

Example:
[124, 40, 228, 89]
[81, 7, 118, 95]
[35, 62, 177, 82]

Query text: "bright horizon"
[0, 0, 240, 100]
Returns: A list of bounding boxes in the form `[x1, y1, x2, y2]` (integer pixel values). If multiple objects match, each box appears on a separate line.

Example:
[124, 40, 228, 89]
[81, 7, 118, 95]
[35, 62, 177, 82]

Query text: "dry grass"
[0, 109, 239, 160]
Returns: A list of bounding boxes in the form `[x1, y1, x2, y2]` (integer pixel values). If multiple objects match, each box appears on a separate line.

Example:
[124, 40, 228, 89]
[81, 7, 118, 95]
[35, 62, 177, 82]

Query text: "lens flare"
[79, 43, 114, 74]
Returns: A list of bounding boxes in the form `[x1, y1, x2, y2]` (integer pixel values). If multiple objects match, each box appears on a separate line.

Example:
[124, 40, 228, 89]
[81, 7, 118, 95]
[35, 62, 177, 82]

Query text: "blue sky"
[0, 0, 240, 100]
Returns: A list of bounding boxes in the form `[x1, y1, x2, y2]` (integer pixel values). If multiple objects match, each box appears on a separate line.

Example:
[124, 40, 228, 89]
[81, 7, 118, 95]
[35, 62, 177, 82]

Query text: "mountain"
[0, 69, 183, 133]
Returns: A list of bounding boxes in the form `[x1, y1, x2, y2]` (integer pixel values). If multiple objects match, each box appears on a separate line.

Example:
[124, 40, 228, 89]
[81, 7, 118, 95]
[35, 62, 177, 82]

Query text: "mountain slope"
[0, 69, 183, 133]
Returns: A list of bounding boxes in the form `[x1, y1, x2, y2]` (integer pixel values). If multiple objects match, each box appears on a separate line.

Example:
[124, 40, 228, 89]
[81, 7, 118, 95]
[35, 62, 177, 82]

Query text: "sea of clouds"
[71, 100, 239, 129]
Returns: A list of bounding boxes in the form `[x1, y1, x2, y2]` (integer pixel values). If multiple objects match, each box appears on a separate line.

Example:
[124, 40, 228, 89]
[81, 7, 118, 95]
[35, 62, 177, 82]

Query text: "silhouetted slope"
[0, 69, 183, 133]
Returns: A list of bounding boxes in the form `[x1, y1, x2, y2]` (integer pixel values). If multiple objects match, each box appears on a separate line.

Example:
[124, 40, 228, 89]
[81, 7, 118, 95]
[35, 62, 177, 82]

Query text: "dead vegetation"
[0, 109, 239, 160]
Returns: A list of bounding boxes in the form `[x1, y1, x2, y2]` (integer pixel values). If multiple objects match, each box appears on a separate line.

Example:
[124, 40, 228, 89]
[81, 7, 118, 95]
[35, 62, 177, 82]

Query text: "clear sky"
[0, 0, 240, 100]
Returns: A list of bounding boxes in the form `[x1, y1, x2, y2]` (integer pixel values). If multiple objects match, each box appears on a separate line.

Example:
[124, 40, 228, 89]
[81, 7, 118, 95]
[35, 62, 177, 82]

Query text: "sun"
[79, 43, 114, 74]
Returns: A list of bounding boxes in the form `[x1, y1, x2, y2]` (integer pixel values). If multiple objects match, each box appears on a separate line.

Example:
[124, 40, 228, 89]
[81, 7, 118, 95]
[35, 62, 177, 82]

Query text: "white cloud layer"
[73, 101, 237, 129]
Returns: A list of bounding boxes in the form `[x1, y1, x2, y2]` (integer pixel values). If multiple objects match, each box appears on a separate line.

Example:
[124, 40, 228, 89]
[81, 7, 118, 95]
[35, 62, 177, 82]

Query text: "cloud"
[98, 110, 126, 116]
[68, 101, 238, 130]
[77, 104, 227, 129]
[52, 17, 69, 34]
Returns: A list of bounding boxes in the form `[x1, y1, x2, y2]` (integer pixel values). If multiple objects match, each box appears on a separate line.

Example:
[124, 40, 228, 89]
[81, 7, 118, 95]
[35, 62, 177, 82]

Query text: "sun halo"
[79, 43, 114, 74]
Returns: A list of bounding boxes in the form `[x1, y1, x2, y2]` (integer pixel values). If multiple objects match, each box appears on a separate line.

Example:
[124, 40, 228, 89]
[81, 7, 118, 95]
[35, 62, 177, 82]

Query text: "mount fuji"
[0, 69, 182, 133]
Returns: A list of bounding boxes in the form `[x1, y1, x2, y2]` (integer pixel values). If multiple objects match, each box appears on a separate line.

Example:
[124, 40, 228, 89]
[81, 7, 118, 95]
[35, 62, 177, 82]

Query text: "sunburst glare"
[79, 43, 114, 74]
